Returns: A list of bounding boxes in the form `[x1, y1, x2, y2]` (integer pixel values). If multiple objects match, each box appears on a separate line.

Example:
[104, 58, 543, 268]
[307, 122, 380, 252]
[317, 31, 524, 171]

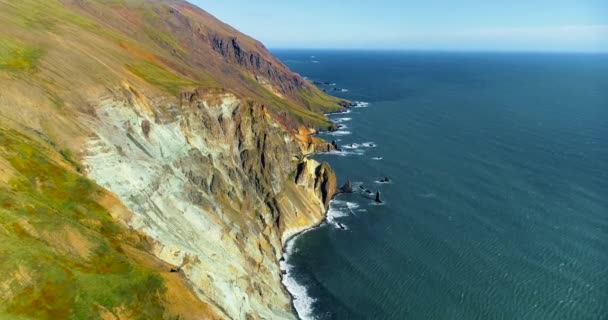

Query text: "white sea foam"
[312, 60, 320, 64]
[361, 142, 376, 148]
[326, 200, 359, 230]
[372, 156, 383, 160]
[326, 130, 351, 136]
[281, 236, 317, 320]
[327, 149, 365, 157]
[346, 202, 360, 211]
[342, 143, 360, 149]
[374, 179, 391, 184]
[353, 101, 370, 108]
[326, 108, 352, 116]
[370, 201, 386, 206]
[280, 199, 362, 319]
[333, 117, 352, 123]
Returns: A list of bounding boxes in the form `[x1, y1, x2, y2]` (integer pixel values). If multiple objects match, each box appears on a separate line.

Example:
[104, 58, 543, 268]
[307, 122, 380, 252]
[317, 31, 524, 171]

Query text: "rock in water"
[331, 140, 340, 151]
[341, 180, 354, 193]
[375, 191, 383, 203]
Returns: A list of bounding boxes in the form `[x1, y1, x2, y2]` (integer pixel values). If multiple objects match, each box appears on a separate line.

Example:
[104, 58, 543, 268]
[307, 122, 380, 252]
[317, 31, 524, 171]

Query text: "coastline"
[280, 194, 347, 320]
[280, 103, 357, 320]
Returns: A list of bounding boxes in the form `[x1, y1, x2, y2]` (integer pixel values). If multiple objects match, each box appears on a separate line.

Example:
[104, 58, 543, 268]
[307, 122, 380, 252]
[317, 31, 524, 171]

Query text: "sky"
[190, 0, 608, 52]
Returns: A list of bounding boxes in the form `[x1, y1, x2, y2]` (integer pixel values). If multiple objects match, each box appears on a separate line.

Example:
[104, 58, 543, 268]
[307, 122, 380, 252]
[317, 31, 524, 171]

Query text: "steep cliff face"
[0, 0, 342, 318]
[82, 86, 336, 318]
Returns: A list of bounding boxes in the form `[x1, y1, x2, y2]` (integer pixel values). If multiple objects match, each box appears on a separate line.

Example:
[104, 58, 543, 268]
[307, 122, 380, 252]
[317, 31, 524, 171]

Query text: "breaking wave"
[280, 235, 317, 320]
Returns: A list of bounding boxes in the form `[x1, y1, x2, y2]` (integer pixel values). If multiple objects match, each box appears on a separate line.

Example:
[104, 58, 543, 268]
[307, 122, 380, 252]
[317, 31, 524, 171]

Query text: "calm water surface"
[274, 50, 608, 320]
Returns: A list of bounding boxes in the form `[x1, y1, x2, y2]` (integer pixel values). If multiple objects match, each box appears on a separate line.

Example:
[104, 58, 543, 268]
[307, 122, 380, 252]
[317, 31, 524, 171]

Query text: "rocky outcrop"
[340, 180, 354, 193]
[208, 33, 303, 97]
[294, 160, 337, 208]
[294, 127, 339, 155]
[83, 86, 336, 319]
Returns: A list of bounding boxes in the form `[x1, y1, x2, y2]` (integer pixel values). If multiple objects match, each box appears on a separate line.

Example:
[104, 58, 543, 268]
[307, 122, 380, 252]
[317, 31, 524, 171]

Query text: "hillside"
[0, 0, 343, 319]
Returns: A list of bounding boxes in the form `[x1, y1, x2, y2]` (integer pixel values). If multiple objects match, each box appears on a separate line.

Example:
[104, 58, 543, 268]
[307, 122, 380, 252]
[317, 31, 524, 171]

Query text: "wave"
[342, 143, 360, 149]
[372, 156, 383, 160]
[374, 179, 391, 184]
[326, 130, 351, 136]
[326, 149, 365, 156]
[353, 101, 370, 108]
[361, 142, 376, 148]
[333, 117, 352, 123]
[280, 198, 362, 319]
[325, 108, 352, 116]
[326, 200, 360, 230]
[280, 236, 317, 320]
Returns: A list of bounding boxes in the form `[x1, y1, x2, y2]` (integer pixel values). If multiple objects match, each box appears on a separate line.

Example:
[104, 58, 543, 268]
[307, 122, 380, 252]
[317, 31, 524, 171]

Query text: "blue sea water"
[274, 50, 608, 320]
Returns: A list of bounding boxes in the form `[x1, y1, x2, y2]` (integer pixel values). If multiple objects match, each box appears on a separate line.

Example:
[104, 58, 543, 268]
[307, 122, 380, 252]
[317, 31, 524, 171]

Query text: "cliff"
[0, 0, 342, 319]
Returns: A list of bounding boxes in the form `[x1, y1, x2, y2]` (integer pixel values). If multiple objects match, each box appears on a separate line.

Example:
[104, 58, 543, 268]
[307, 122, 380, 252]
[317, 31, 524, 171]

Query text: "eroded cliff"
[83, 86, 336, 319]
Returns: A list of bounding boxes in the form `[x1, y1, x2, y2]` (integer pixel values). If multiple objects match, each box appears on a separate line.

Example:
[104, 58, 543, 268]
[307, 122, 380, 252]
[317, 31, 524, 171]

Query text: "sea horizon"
[271, 48, 608, 55]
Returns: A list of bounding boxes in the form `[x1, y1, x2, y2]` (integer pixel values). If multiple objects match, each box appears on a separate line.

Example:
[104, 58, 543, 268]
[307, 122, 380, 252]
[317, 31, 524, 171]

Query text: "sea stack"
[375, 191, 383, 203]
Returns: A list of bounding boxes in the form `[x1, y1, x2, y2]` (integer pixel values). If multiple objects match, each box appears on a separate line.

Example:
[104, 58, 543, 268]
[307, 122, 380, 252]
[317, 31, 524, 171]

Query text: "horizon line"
[268, 47, 608, 54]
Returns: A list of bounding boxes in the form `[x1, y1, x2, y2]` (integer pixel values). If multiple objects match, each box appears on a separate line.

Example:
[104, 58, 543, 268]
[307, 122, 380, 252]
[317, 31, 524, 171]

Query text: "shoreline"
[279, 104, 356, 320]
[279, 193, 346, 320]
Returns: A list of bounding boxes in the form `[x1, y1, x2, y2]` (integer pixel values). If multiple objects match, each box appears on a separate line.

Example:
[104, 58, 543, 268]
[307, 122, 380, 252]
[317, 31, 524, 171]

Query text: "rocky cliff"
[0, 0, 342, 319]
[83, 86, 337, 319]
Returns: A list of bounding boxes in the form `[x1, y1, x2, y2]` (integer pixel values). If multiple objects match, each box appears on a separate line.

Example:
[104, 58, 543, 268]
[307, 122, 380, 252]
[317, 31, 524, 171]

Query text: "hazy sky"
[190, 0, 608, 52]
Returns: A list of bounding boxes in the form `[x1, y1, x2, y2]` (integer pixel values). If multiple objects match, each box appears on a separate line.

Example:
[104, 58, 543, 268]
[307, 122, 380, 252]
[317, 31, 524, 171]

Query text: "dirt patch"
[39, 226, 93, 259]
[0, 156, 14, 185]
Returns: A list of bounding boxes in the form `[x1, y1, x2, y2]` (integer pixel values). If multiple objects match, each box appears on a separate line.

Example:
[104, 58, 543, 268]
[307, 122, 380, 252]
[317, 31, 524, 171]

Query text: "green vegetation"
[244, 74, 334, 129]
[141, 5, 186, 55]
[3, 0, 97, 32]
[0, 39, 44, 72]
[0, 128, 168, 319]
[127, 61, 201, 94]
[59, 149, 83, 173]
[298, 87, 344, 114]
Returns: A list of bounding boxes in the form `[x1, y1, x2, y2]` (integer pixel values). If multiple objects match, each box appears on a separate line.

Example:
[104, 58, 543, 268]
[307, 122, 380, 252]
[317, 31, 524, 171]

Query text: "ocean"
[274, 50, 608, 320]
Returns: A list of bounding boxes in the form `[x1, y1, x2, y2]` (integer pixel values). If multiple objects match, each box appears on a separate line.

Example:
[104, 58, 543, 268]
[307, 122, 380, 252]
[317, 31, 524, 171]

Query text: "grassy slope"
[0, 0, 342, 129]
[0, 127, 160, 319]
[0, 125, 224, 319]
